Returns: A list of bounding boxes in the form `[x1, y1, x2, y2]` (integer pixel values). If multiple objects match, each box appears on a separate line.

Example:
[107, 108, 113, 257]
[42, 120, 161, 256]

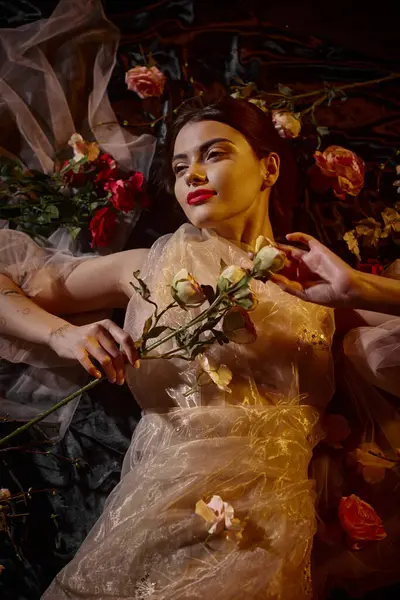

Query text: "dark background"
[0, 1, 399, 598]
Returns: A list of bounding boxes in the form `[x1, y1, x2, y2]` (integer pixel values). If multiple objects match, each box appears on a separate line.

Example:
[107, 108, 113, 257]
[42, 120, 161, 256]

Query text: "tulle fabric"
[43, 224, 335, 599]
[0, 0, 156, 433]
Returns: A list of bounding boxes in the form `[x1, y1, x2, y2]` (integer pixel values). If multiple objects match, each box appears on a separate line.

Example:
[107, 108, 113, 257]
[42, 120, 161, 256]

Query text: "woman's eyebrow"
[172, 137, 234, 162]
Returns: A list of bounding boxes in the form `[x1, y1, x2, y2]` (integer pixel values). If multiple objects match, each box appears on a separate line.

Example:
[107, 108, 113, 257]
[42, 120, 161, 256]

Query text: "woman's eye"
[207, 150, 225, 160]
[173, 164, 187, 175]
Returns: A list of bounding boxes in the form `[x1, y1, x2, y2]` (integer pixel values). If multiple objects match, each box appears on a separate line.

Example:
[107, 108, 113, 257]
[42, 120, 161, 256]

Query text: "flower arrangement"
[0, 133, 147, 248]
[0, 236, 286, 448]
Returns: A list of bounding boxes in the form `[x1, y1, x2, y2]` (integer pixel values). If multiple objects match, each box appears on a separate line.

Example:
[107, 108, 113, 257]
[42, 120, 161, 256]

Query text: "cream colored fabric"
[44, 224, 335, 599]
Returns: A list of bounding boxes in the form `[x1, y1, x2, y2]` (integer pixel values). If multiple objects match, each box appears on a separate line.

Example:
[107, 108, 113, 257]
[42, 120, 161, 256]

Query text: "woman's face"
[172, 120, 278, 230]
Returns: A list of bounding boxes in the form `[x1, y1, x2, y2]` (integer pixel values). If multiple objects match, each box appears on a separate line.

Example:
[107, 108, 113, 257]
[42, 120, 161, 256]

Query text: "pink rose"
[314, 145, 365, 199]
[338, 494, 386, 549]
[89, 207, 116, 248]
[125, 66, 166, 99]
[104, 172, 145, 214]
[0, 488, 11, 500]
[272, 110, 301, 139]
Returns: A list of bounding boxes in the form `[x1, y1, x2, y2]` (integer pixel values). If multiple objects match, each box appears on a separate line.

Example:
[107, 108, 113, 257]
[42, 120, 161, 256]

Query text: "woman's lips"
[187, 191, 216, 205]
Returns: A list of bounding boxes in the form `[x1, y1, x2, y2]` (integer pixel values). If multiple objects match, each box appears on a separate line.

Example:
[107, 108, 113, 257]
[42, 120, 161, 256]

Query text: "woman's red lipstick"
[187, 189, 215, 205]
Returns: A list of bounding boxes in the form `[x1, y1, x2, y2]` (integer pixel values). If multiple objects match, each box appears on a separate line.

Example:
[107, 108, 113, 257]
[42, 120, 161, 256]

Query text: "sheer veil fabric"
[0, 0, 155, 434]
[43, 224, 335, 599]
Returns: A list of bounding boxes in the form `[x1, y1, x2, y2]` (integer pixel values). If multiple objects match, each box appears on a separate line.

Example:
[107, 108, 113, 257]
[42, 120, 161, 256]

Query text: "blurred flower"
[343, 230, 361, 261]
[248, 98, 267, 112]
[104, 172, 144, 213]
[218, 265, 247, 292]
[125, 66, 166, 98]
[171, 269, 206, 307]
[195, 495, 242, 539]
[272, 110, 301, 139]
[381, 206, 400, 244]
[198, 355, 232, 393]
[338, 494, 386, 549]
[0, 489, 10, 500]
[222, 306, 257, 344]
[252, 244, 286, 280]
[68, 133, 100, 163]
[347, 442, 395, 484]
[89, 206, 116, 248]
[314, 145, 365, 199]
[322, 414, 351, 448]
[95, 153, 117, 182]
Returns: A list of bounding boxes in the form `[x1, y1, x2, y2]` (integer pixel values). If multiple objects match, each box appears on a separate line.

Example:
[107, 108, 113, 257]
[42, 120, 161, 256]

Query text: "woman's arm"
[32, 248, 149, 315]
[273, 232, 400, 318]
[0, 273, 139, 383]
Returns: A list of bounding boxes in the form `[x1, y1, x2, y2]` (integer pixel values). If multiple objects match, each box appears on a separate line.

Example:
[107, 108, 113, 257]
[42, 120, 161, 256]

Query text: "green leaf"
[46, 204, 59, 219]
[146, 325, 170, 340]
[201, 284, 216, 305]
[90, 202, 100, 211]
[69, 226, 81, 240]
[278, 83, 293, 97]
[317, 126, 330, 137]
[142, 315, 153, 337]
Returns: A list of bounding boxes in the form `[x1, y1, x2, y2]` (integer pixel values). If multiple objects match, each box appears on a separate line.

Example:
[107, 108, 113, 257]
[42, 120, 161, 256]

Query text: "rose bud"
[252, 246, 286, 280]
[171, 269, 206, 307]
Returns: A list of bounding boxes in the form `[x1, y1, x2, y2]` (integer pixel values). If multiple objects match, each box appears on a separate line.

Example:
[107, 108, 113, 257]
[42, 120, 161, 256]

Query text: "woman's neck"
[212, 191, 274, 251]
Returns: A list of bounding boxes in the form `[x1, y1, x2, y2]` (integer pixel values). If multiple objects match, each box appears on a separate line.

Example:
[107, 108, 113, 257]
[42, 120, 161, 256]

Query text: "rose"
[338, 494, 387, 549]
[222, 306, 257, 344]
[68, 133, 100, 162]
[248, 98, 267, 112]
[347, 443, 395, 484]
[95, 153, 117, 183]
[171, 269, 206, 307]
[272, 110, 301, 139]
[125, 66, 166, 98]
[252, 241, 286, 280]
[89, 206, 117, 248]
[104, 172, 145, 213]
[0, 488, 11, 500]
[217, 265, 247, 292]
[60, 160, 87, 187]
[314, 145, 365, 199]
[322, 414, 351, 448]
[197, 355, 233, 393]
[195, 495, 241, 538]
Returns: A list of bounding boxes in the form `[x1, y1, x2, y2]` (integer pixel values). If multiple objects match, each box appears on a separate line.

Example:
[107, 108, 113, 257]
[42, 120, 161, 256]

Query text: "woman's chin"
[186, 206, 224, 229]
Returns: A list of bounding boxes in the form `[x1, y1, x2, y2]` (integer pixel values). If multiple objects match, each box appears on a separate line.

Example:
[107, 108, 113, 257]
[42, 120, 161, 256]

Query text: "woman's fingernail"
[96, 371, 102, 379]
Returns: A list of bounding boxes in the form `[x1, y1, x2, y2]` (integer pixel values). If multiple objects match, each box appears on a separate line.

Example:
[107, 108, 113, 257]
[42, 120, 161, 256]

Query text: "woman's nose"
[184, 164, 207, 186]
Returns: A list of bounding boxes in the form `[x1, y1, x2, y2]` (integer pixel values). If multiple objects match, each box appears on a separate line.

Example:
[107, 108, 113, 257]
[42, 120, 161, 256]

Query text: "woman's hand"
[49, 319, 139, 384]
[270, 232, 362, 308]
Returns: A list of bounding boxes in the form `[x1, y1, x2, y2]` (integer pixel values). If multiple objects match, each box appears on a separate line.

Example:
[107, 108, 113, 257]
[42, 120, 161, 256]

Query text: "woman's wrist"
[347, 269, 400, 316]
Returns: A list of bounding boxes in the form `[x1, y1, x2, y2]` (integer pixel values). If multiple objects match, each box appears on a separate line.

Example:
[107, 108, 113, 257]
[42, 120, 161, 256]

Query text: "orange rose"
[125, 66, 166, 99]
[338, 494, 386, 549]
[314, 145, 365, 200]
[272, 110, 301, 139]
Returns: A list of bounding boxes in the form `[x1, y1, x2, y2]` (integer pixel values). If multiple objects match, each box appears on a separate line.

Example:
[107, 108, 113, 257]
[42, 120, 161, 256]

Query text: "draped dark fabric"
[0, 1, 399, 599]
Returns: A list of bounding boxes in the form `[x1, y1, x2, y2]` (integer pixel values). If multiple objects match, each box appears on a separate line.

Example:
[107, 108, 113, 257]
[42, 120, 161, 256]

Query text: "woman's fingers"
[269, 273, 308, 300]
[96, 329, 125, 385]
[76, 348, 103, 380]
[101, 320, 139, 367]
[276, 242, 307, 262]
[286, 232, 319, 248]
[85, 336, 117, 383]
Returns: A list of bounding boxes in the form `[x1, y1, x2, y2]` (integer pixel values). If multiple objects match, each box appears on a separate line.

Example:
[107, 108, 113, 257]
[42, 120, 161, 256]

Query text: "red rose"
[95, 153, 117, 182]
[60, 160, 87, 187]
[338, 494, 386, 549]
[314, 145, 365, 200]
[125, 66, 166, 99]
[104, 172, 145, 214]
[89, 207, 116, 248]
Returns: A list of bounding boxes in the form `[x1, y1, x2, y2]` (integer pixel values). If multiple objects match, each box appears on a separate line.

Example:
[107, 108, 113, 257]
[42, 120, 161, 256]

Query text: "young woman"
[2, 97, 400, 598]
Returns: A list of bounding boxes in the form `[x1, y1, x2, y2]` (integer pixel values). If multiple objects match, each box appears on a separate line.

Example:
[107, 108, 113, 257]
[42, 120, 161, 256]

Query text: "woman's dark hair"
[153, 96, 301, 236]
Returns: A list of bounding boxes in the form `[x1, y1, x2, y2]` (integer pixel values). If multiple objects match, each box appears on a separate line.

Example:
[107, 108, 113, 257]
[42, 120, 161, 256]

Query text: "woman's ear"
[260, 152, 280, 189]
